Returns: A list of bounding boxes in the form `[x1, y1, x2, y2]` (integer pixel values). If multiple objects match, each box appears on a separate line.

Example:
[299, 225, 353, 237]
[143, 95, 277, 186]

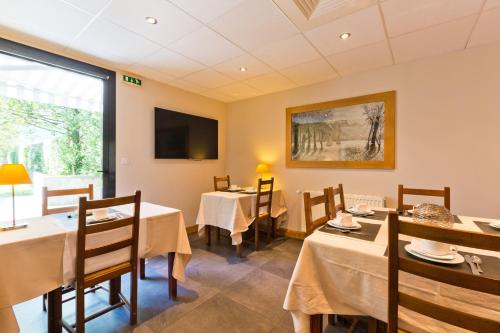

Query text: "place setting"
[474, 220, 500, 234]
[319, 211, 382, 242]
[346, 203, 388, 221]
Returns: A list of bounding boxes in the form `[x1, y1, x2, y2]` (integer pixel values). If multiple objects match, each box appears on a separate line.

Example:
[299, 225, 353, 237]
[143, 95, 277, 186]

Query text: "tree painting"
[291, 101, 385, 161]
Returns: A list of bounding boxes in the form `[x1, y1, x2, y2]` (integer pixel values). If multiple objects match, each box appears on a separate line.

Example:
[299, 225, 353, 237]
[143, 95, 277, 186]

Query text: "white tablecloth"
[283, 208, 500, 333]
[196, 190, 287, 245]
[0, 202, 192, 333]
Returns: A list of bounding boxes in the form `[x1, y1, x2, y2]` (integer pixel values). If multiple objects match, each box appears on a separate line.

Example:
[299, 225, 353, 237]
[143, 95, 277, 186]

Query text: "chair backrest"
[303, 187, 334, 235]
[76, 191, 141, 288]
[397, 184, 450, 211]
[331, 184, 345, 213]
[214, 175, 231, 191]
[387, 212, 500, 333]
[255, 177, 274, 218]
[42, 184, 94, 216]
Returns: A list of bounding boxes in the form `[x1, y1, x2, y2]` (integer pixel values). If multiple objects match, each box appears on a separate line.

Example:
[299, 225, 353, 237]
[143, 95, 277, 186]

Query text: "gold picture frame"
[286, 91, 395, 169]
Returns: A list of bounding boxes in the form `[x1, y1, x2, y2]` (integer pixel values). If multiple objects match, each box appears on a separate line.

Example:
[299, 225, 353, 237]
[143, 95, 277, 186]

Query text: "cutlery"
[464, 255, 480, 275]
[471, 255, 484, 273]
[339, 230, 367, 235]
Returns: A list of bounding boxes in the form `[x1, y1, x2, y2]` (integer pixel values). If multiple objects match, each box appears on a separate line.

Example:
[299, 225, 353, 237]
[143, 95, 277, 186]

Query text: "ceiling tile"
[126, 63, 175, 85]
[169, 27, 244, 66]
[169, 0, 244, 24]
[168, 78, 207, 94]
[382, 0, 483, 38]
[469, 6, 500, 47]
[391, 15, 475, 64]
[244, 72, 296, 94]
[216, 82, 262, 99]
[209, 0, 298, 51]
[200, 89, 236, 102]
[70, 19, 161, 66]
[0, 0, 92, 46]
[484, 0, 500, 11]
[327, 41, 393, 76]
[182, 68, 234, 89]
[61, 0, 111, 14]
[280, 58, 338, 86]
[134, 48, 205, 78]
[304, 5, 385, 56]
[252, 34, 322, 70]
[101, 0, 201, 47]
[213, 53, 272, 80]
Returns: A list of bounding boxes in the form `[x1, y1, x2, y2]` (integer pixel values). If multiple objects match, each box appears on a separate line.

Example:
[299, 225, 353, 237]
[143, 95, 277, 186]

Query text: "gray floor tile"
[260, 250, 299, 280]
[160, 294, 275, 333]
[222, 269, 289, 322]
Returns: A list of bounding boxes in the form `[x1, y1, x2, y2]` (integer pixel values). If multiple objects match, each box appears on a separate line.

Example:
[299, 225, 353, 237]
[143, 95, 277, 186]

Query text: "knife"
[464, 255, 480, 275]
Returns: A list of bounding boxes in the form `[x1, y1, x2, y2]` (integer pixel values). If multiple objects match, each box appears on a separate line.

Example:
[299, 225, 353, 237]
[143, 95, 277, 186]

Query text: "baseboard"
[278, 227, 306, 240]
[186, 225, 198, 234]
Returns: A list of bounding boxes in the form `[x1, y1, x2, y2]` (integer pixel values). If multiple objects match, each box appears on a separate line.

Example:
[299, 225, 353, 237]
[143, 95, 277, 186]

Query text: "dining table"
[195, 189, 287, 246]
[0, 202, 192, 333]
[283, 207, 500, 333]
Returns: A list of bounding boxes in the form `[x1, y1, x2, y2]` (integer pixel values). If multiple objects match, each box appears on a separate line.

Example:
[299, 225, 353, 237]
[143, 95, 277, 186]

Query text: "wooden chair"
[388, 212, 500, 333]
[210, 175, 231, 243]
[331, 184, 346, 213]
[397, 184, 450, 211]
[303, 187, 334, 236]
[61, 191, 141, 333]
[41, 184, 94, 311]
[42, 184, 94, 216]
[213, 175, 230, 191]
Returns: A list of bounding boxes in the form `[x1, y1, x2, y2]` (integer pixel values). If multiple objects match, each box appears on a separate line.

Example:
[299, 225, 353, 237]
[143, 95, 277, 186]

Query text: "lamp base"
[0, 223, 28, 231]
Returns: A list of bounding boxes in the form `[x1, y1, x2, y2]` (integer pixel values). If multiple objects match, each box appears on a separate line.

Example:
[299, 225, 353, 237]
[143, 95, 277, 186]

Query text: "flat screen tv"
[155, 108, 218, 160]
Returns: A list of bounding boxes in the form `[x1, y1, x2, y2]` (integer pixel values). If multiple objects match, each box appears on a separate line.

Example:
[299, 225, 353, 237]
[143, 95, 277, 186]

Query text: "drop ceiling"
[0, 0, 499, 103]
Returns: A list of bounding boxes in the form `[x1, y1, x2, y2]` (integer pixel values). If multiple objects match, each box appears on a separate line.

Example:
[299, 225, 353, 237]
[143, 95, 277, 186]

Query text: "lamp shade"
[255, 163, 269, 174]
[0, 164, 32, 185]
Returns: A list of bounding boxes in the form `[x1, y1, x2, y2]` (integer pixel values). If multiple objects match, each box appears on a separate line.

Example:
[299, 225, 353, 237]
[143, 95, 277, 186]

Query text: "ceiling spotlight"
[339, 32, 351, 40]
[240, 66, 247, 72]
[145, 17, 158, 25]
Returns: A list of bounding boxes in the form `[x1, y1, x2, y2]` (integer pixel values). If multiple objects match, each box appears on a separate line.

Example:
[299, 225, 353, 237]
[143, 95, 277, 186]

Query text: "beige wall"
[226, 43, 500, 232]
[1, 32, 227, 225]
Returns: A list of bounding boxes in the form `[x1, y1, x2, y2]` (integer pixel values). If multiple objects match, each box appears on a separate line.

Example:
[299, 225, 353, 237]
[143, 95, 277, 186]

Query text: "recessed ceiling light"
[145, 17, 158, 25]
[339, 32, 351, 40]
[240, 66, 247, 72]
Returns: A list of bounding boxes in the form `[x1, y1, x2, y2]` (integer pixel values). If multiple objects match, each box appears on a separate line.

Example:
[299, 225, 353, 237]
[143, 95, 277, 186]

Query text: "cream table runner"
[283, 208, 500, 333]
[196, 190, 287, 245]
[0, 202, 192, 332]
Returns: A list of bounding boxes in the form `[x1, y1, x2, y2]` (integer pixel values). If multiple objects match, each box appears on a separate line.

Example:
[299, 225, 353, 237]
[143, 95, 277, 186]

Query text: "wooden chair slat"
[45, 206, 78, 215]
[399, 293, 500, 333]
[84, 239, 133, 259]
[303, 187, 333, 235]
[85, 217, 134, 234]
[399, 220, 500, 252]
[46, 188, 94, 197]
[331, 184, 346, 213]
[399, 257, 500, 296]
[42, 184, 93, 216]
[83, 262, 132, 288]
[398, 184, 450, 210]
[85, 195, 136, 210]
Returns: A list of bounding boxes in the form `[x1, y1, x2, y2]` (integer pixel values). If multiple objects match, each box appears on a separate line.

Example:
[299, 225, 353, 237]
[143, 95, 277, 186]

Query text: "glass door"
[0, 38, 115, 220]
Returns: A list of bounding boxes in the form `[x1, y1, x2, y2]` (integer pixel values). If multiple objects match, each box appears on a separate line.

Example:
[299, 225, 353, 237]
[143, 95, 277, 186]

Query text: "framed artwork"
[286, 91, 395, 169]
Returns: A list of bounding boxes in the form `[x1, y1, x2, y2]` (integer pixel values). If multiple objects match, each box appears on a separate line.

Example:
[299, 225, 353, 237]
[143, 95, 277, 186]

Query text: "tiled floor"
[14, 233, 369, 333]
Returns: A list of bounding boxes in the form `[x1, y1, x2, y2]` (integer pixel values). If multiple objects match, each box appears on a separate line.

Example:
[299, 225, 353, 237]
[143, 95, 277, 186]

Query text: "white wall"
[226, 43, 500, 232]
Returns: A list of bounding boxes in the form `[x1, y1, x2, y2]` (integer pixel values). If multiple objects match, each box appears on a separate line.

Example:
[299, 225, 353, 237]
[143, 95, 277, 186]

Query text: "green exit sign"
[123, 74, 142, 86]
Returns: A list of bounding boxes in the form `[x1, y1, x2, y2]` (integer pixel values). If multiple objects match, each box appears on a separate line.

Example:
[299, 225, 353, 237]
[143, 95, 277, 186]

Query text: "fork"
[471, 255, 484, 273]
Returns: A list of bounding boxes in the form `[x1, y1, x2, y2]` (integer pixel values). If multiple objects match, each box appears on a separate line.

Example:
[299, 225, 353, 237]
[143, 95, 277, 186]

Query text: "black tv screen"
[155, 108, 218, 159]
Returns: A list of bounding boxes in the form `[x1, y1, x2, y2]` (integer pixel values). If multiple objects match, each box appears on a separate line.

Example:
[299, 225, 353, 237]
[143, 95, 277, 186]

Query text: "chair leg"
[216, 227, 221, 241]
[109, 277, 121, 305]
[310, 314, 323, 333]
[76, 284, 85, 333]
[255, 221, 259, 250]
[368, 317, 378, 333]
[206, 225, 212, 246]
[42, 293, 47, 312]
[130, 267, 138, 325]
[236, 244, 242, 257]
[139, 258, 146, 280]
[271, 218, 277, 239]
[328, 314, 336, 326]
[266, 219, 272, 244]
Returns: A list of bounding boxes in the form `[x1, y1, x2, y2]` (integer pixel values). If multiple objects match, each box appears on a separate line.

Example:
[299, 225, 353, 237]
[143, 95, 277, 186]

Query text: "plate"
[227, 188, 243, 192]
[242, 191, 257, 194]
[326, 220, 362, 230]
[404, 244, 464, 265]
[489, 222, 500, 230]
[347, 208, 375, 216]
